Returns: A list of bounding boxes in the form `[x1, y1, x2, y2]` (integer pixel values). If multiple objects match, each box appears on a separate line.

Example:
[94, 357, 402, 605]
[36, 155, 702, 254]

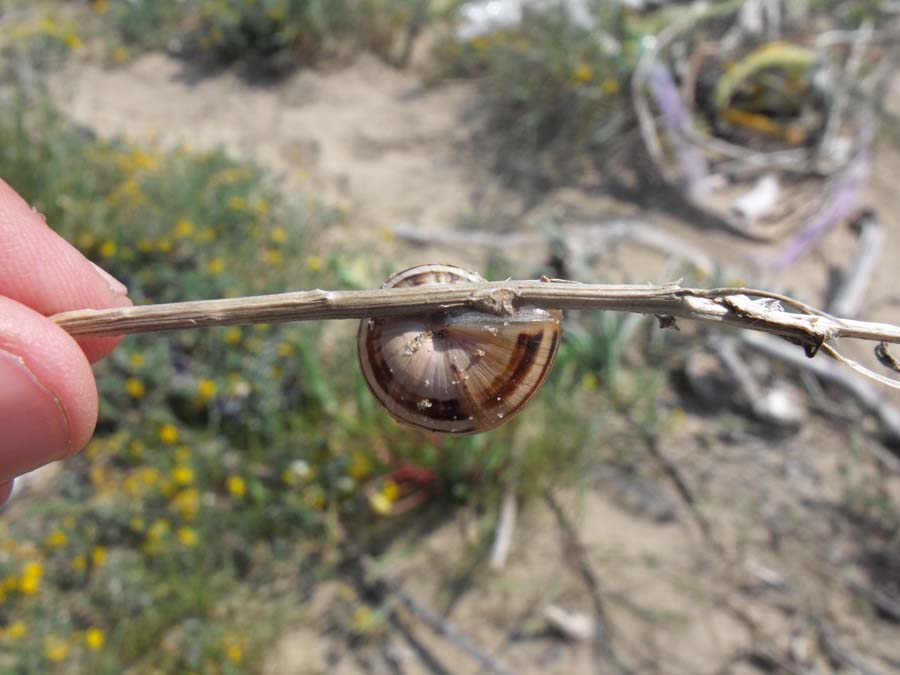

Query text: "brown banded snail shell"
[357, 264, 563, 434]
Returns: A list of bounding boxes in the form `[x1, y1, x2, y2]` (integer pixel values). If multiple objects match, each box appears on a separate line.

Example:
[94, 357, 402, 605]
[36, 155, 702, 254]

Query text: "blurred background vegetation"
[0, 1, 898, 674]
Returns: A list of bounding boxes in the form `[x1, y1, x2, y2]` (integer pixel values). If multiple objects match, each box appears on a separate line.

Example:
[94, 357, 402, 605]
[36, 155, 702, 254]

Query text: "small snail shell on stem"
[357, 264, 563, 434]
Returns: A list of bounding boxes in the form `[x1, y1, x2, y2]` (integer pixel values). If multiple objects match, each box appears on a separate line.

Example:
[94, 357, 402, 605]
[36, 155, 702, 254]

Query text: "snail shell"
[357, 264, 563, 434]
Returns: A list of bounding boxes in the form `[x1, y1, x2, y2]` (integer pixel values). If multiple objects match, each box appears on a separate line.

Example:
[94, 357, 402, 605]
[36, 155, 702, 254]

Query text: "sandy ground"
[46, 51, 900, 674]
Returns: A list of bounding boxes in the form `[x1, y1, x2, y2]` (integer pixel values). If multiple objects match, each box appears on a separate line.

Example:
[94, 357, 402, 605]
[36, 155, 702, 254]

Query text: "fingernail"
[90, 262, 129, 296]
[0, 349, 70, 483]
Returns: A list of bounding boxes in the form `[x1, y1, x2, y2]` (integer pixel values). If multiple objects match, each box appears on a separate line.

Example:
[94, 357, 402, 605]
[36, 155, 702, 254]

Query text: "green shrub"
[102, 0, 436, 74]
[433, 3, 631, 182]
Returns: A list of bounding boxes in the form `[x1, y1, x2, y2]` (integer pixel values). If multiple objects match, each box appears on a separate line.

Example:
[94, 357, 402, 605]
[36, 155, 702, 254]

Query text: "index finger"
[0, 178, 132, 362]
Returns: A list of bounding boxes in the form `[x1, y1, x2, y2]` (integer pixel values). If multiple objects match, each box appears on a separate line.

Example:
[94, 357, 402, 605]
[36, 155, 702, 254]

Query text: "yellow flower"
[46, 530, 68, 549]
[572, 63, 595, 83]
[91, 546, 108, 567]
[129, 352, 146, 368]
[65, 33, 83, 51]
[227, 475, 246, 499]
[124, 475, 140, 496]
[44, 635, 69, 663]
[76, 231, 97, 251]
[277, 342, 294, 357]
[304, 487, 326, 510]
[129, 517, 145, 532]
[23, 562, 42, 579]
[112, 45, 130, 64]
[348, 452, 372, 480]
[382, 480, 399, 502]
[174, 445, 192, 463]
[369, 480, 399, 515]
[159, 424, 179, 445]
[176, 527, 198, 547]
[352, 606, 379, 634]
[263, 249, 284, 265]
[306, 255, 324, 272]
[99, 240, 117, 259]
[129, 439, 145, 457]
[369, 492, 392, 516]
[139, 466, 159, 486]
[125, 377, 145, 398]
[170, 487, 200, 520]
[157, 238, 172, 253]
[225, 642, 243, 664]
[254, 199, 271, 215]
[602, 77, 620, 95]
[85, 627, 105, 651]
[148, 519, 171, 541]
[224, 327, 243, 345]
[227, 196, 247, 211]
[581, 373, 598, 390]
[171, 465, 194, 487]
[19, 574, 40, 596]
[195, 226, 217, 243]
[207, 258, 226, 275]
[7, 621, 27, 640]
[196, 378, 217, 402]
[136, 238, 153, 253]
[270, 227, 287, 243]
[173, 217, 194, 239]
[72, 555, 87, 573]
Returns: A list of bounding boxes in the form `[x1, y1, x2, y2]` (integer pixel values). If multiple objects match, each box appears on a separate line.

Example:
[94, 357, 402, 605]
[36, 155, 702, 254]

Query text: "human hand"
[0, 179, 131, 506]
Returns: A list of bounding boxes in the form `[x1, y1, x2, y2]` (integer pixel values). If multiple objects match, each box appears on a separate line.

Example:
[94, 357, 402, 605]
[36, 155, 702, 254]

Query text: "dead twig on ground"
[489, 488, 517, 571]
[393, 221, 718, 277]
[544, 491, 633, 675]
[636, 430, 718, 546]
[828, 212, 885, 319]
[818, 628, 888, 675]
[360, 556, 517, 675]
[741, 332, 900, 452]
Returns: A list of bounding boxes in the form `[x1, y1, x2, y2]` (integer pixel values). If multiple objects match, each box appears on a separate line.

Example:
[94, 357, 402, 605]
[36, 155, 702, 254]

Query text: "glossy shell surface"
[357, 264, 563, 434]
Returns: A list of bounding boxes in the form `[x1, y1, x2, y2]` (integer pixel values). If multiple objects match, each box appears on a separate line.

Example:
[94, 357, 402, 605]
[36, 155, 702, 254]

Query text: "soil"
[45, 47, 900, 675]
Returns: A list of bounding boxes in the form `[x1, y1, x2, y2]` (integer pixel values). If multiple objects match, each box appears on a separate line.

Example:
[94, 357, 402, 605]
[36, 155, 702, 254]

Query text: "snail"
[357, 264, 563, 434]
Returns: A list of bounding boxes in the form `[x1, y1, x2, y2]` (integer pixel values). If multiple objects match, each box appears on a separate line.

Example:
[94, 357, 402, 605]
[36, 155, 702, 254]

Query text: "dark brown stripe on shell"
[359, 265, 561, 434]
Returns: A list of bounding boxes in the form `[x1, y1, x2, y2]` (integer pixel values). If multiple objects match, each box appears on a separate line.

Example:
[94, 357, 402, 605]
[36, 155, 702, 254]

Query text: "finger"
[0, 296, 98, 483]
[0, 178, 132, 363]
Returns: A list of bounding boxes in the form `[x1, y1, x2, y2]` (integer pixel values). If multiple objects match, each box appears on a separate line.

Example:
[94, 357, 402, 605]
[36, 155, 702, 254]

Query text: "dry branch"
[50, 281, 900, 347]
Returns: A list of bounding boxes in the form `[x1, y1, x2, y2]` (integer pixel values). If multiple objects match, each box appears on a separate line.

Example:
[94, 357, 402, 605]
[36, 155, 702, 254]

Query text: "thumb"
[0, 296, 98, 490]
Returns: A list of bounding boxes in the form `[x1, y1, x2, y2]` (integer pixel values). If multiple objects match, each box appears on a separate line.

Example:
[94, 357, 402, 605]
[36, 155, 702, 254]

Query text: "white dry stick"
[48, 282, 900, 342]
[394, 221, 718, 276]
[489, 488, 517, 571]
[49, 281, 900, 395]
[828, 213, 885, 319]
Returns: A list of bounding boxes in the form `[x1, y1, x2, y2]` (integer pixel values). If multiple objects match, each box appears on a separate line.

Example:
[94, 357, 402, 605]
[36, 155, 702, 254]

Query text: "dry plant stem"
[50, 282, 900, 348]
